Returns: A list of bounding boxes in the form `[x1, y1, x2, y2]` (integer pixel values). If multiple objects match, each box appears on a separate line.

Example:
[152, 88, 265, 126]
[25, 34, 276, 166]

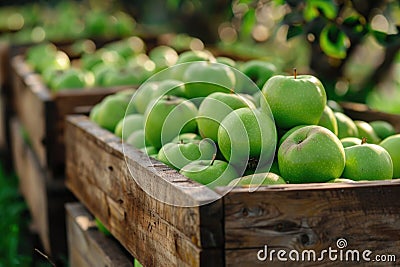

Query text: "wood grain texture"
[66, 202, 134, 267]
[10, 117, 75, 259]
[11, 116, 50, 253]
[220, 182, 400, 266]
[11, 57, 48, 170]
[65, 115, 224, 267]
[341, 101, 400, 132]
[10, 55, 131, 176]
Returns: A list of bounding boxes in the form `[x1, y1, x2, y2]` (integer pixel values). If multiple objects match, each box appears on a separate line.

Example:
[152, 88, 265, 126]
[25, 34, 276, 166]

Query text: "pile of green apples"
[24, 37, 181, 91]
[264, 70, 399, 184]
[90, 54, 400, 189]
[0, 1, 136, 44]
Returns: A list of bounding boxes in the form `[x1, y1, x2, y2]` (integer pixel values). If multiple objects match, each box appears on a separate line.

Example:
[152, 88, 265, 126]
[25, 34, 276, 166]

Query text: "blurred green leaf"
[238, 0, 256, 4]
[283, 12, 304, 24]
[240, 9, 256, 39]
[342, 16, 368, 36]
[304, 0, 337, 21]
[287, 25, 304, 40]
[320, 23, 347, 59]
[285, 0, 304, 8]
[167, 0, 181, 9]
[274, 0, 286, 5]
[371, 30, 400, 47]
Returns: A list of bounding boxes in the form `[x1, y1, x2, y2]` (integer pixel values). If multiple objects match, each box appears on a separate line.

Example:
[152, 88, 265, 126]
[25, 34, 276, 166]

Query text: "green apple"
[131, 82, 160, 114]
[111, 11, 136, 37]
[107, 36, 146, 58]
[26, 42, 58, 72]
[50, 68, 87, 91]
[101, 67, 143, 87]
[216, 56, 236, 67]
[183, 62, 235, 99]
[132, 80, 186, 114]
[38, 50, 71, 74]
[354, 120, 380, 144]
[197, 92, 255, 142]
[327, 100, 343, 113]
[218, 107, 276, 172]
[81, 49, 124, 71]
[318, 105, 338, 135]
[278, 125, 345, 183]
[114, 114, 144, 140]
[157, 139, 216, 170]
[115, 88, 136, 98]
[239, 93, 257, 107]
[96, 95, 133, 132]
[328, 178, 357, 183]
[85, 10, 109, 36]
[243, 160, 278, 176]
[144, 96, 198, 149]
[240, 60, 277, 89]
[228, 172, 286, 187]
[278, 125, 308, 147]
[140, 146, 158, 157]
[370, 121, 396, 140]
[149, 79, 186, 100]
[269, 160, 280, 175]
[70, 39, 96, 56]
[334, 112, 359, 139]
[262, 73, 326, 129]
[89, 103, 101, 123]
[80, 52, 105, 71]
[126, 129, 147, 149]
[176, 50, 215, 64]
[180, 158, 238, 189]
[340, 137, 362, 148]
[91, 64, 115, 86]
[380, 134, 400, 178]
[148, 45, 179, 71]
[342, 143, 393, 181]
[172, 133, 202, 142]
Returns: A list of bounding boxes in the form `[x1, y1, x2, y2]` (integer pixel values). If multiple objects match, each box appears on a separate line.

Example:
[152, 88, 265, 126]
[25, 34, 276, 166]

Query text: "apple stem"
[361, 137, 367, 144]
[180, 139, 184, 144]
[211, 154, 217, 166]
[230, 88, 234, 94]
[166, 95, 171, 101]
[293, 68, 297, 79]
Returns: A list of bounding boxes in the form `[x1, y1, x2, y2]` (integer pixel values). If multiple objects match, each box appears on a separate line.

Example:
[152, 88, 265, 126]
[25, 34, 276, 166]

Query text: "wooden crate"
[66, 202, 134, 267]
[65, 115, 400, 266]
[10, 54, 132, 176]
[341, 101, 400, 132]
[10, 117, 76, 260]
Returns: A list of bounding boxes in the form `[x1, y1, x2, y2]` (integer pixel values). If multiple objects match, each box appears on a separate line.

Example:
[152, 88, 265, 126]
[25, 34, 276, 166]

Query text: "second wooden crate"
[66, 202, 134, 267]
[10, 117, 75, 260]
[11, 54, 130, 176]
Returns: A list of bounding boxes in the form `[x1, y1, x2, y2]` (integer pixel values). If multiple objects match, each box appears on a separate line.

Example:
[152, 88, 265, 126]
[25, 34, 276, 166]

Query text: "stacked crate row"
[0, 2, 148, 264]
[2, 9, 400, 267]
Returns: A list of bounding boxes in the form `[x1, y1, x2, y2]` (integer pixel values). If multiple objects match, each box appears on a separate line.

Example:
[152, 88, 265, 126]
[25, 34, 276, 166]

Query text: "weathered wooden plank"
[66, 202, 134, 267]
[11, 116, 50, 253]
[220, 182, 400, 263]
[65, 115, 224, 267]
[10, 117, 74, 259]
[11, 57, 49, 170]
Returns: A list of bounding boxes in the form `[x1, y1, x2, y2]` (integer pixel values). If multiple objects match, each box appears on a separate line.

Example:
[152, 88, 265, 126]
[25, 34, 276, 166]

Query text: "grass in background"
[0, 164, 31, 267]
